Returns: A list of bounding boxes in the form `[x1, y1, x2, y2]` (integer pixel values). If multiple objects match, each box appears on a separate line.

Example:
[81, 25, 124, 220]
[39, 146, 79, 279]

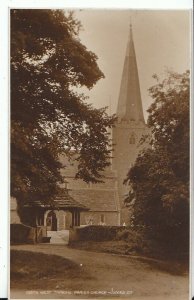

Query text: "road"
[10, 244, 189, 300]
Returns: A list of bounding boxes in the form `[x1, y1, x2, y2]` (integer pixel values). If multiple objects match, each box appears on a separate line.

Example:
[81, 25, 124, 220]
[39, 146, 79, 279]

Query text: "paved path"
[47, 230, 69, 244]
[11, 244, 189, 300]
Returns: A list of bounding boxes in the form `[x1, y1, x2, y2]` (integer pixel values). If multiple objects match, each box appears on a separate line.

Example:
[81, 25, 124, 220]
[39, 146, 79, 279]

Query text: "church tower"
[112, 24, 149, 224]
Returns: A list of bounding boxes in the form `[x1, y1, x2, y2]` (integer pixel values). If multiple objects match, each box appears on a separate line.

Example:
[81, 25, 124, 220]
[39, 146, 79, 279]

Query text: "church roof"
[23, 190, 89, 211]
[117, 24, 145, 124]
[59, 154, 117, 179]
[69, 189, 120, 212]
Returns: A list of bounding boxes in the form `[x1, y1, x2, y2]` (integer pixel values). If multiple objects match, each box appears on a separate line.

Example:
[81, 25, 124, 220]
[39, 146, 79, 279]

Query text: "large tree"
[125, 70, 189, 242]
[11, 9, 115, 206]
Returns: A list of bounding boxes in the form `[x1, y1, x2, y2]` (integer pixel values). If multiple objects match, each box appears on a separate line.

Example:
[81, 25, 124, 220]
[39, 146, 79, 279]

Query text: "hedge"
[70, 225, 124, 242]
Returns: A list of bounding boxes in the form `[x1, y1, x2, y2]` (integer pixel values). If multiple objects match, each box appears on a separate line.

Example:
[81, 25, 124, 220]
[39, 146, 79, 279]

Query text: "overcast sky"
[73, 9, 191, 120]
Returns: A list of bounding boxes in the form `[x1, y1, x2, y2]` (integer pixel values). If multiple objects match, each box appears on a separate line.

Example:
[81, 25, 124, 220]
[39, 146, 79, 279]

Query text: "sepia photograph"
[10, 8, 191, 300]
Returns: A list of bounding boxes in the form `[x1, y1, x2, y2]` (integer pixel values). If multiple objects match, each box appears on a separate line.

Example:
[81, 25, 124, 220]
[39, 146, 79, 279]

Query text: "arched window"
[129, 133, 136, 144]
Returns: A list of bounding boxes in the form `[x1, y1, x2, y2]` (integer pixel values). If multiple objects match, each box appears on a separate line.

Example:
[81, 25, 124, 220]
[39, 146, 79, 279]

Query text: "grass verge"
[11, 250, 91, 290]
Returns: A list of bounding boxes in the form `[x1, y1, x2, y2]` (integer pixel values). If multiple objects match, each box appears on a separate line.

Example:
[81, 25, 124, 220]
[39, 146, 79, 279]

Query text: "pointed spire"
[117, 24, 145, 124]
[129, 22, 133, 40]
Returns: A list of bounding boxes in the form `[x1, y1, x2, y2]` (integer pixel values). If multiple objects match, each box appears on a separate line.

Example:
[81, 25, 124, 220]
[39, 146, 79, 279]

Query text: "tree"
[11, 9, 115, 206]
[125, 70, 189, 244]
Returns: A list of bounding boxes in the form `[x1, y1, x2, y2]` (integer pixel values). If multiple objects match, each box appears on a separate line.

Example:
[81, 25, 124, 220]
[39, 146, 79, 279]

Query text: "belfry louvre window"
[129, 134, 136, 144]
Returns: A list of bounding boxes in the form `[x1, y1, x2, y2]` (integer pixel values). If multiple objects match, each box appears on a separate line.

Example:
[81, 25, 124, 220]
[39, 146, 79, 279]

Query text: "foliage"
[115, 228, 146, 253]
[125, 71, 189, 243]
[73, 225, 122, 242]
[11, 10, 115, 206]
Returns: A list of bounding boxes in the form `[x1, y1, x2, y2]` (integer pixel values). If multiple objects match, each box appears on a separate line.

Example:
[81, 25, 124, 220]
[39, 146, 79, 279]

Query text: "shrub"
[115, 228, 148, 253]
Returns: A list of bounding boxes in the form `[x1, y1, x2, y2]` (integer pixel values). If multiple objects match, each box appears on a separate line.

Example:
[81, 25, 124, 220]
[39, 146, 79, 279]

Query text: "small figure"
[89, 218, 93, 225]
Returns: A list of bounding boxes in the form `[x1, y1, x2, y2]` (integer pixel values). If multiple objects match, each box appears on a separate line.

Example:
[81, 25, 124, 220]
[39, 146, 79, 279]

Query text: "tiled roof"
[69, 189, 120, 212]
[54, 192, 89, 211]
[64, 169, 117, 178]
[58, 154, 120, 212]
[24, 190, 89, 211]
[59, 154, 117, 178]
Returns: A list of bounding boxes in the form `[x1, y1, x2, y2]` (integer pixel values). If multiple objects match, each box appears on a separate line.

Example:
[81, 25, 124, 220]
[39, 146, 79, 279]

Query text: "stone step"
[47, 230, 69, 244]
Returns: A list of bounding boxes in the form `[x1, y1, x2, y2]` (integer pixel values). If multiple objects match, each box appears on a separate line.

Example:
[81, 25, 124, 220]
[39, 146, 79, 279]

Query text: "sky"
[72, 10, 191, 120]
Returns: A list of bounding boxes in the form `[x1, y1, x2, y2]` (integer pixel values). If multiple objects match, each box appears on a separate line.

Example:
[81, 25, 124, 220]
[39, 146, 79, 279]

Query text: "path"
[47, 230, 69, 244]
[10, 244, 189, 300]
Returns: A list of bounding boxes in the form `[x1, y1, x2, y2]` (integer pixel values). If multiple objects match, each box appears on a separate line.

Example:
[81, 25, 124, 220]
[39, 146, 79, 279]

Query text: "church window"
[129, 134, 136, 144]
[99, 214, 105, 225]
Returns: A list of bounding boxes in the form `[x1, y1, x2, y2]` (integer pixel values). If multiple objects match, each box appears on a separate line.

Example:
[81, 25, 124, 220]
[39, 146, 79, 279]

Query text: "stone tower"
[112, 24, 149, 224]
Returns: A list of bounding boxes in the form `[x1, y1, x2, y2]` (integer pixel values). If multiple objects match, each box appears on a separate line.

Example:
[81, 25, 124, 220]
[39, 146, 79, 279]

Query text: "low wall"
[69, 225, 124, 243]
[10, 224, 47, 244]
[36, 226, 47, 242]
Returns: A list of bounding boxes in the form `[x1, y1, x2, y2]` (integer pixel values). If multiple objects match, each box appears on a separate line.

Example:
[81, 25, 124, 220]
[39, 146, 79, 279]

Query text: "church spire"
[117, 24, 145, 123]
[129, 22, 133, 40]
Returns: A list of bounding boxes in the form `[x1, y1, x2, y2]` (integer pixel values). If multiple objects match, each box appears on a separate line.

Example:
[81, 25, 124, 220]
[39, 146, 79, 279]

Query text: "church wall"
[80, 211, 120, 226]
[45, 210, 119, 229]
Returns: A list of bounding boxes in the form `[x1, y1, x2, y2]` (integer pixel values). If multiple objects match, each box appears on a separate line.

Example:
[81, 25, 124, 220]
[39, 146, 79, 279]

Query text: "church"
[57, 23, 149, 227]
[11, 24, 149, 230]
